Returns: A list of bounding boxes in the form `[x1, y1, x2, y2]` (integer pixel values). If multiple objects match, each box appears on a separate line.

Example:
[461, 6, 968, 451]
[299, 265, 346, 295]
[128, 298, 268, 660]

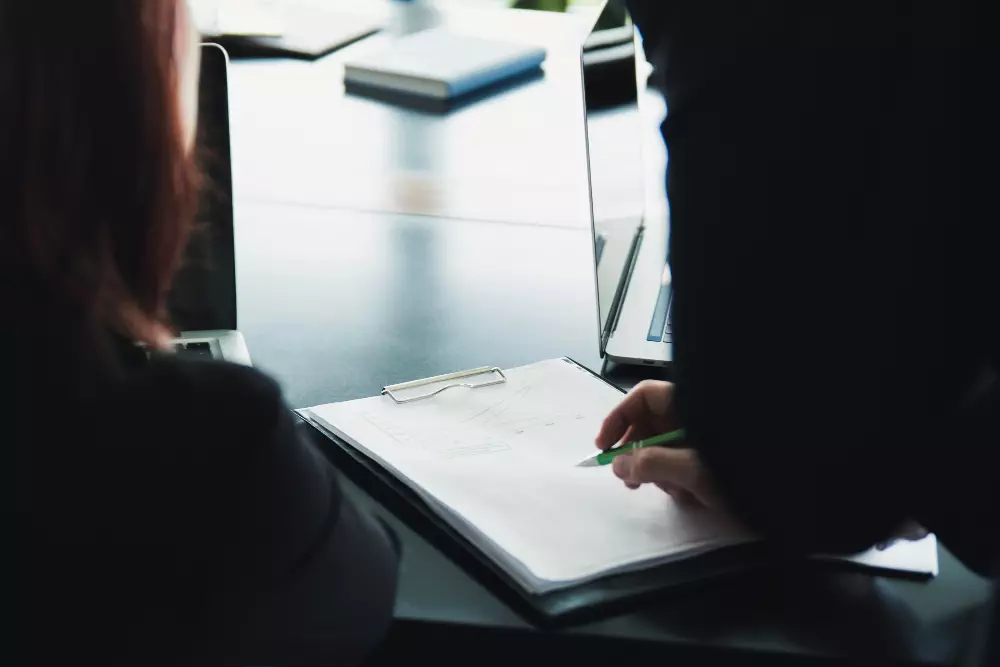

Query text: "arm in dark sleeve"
[177, 365, 400, 666]
[629, 5, 977, 555]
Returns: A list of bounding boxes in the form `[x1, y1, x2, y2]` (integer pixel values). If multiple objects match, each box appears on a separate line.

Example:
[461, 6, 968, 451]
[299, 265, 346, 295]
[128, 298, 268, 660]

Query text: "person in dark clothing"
[598, 1, 997, 661]
[2, 2, 398, 665]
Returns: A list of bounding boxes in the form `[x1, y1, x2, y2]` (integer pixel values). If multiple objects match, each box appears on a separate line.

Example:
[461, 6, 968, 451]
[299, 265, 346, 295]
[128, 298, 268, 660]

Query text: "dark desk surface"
[236, 202, 993, 667]
[228, 7, 994, 665]
[236, 202, 602, 409]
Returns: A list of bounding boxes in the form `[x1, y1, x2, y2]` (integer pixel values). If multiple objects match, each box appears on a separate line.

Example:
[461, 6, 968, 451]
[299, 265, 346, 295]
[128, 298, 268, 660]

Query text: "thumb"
[613, 448, 694, 489]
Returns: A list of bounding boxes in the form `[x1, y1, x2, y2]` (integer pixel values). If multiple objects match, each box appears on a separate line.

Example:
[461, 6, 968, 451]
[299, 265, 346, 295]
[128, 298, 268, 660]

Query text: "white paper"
[306, 358, 938, 593]
[307, 359, 749, 593]
[821, 534, 939, 577]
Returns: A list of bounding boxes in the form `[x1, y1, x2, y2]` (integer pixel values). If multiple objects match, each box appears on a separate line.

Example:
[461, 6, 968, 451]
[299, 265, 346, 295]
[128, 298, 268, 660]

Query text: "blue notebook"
[344, 28, 546, 101]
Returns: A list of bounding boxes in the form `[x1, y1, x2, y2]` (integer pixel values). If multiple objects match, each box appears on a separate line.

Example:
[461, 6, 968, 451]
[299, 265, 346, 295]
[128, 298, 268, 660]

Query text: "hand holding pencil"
[595, 381, 930, 550]
[594, 380, 722, 510]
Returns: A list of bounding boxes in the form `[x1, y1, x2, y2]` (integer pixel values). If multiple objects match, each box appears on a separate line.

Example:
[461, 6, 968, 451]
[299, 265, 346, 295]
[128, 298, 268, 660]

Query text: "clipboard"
[297, 358, 771, 627]
[380, 366, 507, 404]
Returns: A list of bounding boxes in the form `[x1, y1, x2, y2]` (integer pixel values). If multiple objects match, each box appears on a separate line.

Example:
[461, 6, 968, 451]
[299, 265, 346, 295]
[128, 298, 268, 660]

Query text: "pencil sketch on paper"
[361, 412, 511, 459]
[459, 385, 588, 436]
[359, 382, 589, 460]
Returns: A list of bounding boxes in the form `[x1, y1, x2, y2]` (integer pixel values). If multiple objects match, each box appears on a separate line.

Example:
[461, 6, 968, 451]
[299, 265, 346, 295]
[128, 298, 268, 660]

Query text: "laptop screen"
[166, 43, 238, 332]
[580, 1, 646, 353]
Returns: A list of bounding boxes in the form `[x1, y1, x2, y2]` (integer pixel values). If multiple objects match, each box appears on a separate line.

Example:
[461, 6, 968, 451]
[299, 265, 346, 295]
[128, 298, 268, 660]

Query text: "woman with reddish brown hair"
[2, 3, 398, 665]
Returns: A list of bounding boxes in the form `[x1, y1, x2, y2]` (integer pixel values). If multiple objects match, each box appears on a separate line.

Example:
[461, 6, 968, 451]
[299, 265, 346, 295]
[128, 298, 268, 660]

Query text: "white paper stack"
[306, 359, 938, 594]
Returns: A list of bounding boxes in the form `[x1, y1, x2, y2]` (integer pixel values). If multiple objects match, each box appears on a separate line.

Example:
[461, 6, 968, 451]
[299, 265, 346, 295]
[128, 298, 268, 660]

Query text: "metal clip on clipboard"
[381, 366, 507, 404]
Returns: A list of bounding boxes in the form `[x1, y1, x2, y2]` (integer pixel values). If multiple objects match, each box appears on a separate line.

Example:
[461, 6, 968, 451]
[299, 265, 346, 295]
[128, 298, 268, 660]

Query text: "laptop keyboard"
[646, 281, 672, 343]
[173, 341, 214, 360]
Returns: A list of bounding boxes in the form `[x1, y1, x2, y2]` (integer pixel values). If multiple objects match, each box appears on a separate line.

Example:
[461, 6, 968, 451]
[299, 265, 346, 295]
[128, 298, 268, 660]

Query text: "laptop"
[165, 43, 251, 365]
[581, 0, 672, 367]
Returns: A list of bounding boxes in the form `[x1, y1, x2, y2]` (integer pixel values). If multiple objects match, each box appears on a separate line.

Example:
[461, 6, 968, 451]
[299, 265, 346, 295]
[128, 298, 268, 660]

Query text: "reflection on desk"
[228, 7, 594, 226]
[235, 202, 601, 409]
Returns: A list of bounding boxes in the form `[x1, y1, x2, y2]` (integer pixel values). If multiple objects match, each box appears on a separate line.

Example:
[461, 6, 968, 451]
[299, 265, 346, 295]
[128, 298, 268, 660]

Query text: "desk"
[236, 202, 602, 408]
[236, 201, 993, 667]
[228, 7, 994, 666]
[228, 6, 596, 228]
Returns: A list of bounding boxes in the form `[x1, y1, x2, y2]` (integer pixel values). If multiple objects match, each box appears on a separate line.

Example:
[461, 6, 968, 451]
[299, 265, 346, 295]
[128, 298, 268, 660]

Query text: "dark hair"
[0, 1, 199, 345]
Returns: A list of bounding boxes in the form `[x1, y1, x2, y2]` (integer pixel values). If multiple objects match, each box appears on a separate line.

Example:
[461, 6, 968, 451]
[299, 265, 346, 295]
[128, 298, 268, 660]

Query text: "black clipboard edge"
[296, 413, 774, 628]
[296, 359, 932, 627]
[295, 413, 557, 621]
[294, 358, 773, 627]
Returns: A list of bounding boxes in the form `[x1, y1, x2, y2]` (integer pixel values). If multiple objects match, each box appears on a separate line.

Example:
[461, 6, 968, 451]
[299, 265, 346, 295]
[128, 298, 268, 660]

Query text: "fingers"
[895, 521, 928, 541]
[612, 447, 720, 509]
[612, 447, 695, 491]
[656, 482, 696, 506]
[623, 476, 694, 505]
[876, 521, 929, 550]
[595, 381, 674, 450]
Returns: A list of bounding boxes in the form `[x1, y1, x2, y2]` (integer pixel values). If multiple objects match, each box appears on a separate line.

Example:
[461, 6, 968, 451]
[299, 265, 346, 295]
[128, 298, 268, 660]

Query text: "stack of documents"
[305, 359, 937, 595]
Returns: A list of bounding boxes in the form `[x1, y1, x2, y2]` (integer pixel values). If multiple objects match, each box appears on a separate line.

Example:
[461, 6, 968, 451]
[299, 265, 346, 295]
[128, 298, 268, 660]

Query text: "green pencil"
[576, 428, 688, 468]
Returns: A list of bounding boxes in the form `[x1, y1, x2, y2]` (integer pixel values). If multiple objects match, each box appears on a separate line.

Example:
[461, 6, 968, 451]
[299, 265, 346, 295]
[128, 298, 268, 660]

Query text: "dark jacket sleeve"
[628, 1, 997, 558]
[156, 362, 400, 666]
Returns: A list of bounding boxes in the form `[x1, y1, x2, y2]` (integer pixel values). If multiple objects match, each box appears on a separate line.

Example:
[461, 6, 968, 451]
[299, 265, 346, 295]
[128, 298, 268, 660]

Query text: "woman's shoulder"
[141, 355, 282, 408]
[129, 355, 290, 446]
[7, 312, 287, 433]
